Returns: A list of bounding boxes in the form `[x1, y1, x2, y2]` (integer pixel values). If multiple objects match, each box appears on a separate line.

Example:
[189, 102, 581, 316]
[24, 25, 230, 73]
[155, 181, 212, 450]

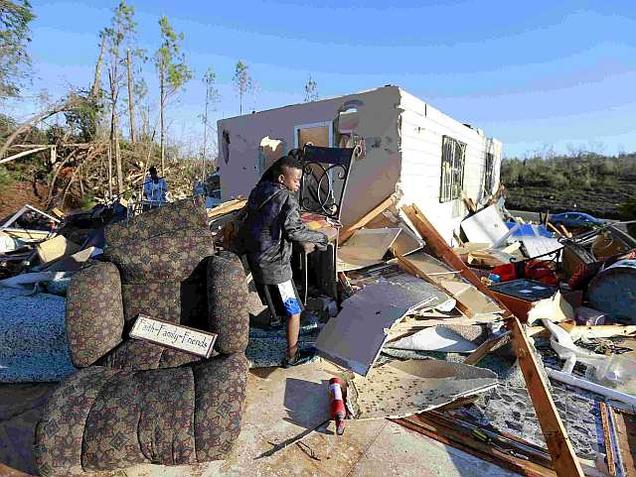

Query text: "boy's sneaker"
[283, 348, 316, 368]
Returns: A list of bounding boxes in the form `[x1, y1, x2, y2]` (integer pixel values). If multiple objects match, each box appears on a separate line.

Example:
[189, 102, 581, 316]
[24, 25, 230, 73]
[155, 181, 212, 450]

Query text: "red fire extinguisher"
[329, 377, 346, 435]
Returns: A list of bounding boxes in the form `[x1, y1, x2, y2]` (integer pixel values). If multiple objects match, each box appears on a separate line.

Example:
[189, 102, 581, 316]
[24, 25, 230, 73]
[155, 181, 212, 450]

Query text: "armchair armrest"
[207, 252, 249, 354]
[66, 261, 124, 367]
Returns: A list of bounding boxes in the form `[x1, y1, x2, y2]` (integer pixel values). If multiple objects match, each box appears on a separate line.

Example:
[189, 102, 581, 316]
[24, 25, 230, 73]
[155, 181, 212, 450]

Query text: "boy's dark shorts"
[255, 280, 303, 318]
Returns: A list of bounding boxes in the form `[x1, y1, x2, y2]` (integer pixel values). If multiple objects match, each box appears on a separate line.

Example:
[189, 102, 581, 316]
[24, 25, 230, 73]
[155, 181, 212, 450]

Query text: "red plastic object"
[329, 377, 346, 435]
[491, 260, 558, 286]
[491, 263, 518, 282]
[524, 260, 559, 285]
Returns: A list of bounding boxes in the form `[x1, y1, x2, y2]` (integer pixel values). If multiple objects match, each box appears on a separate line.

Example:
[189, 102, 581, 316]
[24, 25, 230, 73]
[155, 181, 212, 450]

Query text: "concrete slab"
[0, 363, 520, 477]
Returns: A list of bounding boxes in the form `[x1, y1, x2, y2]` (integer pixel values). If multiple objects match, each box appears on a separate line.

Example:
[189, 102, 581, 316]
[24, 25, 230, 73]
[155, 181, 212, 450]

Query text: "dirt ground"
[0, 181, 49, 222]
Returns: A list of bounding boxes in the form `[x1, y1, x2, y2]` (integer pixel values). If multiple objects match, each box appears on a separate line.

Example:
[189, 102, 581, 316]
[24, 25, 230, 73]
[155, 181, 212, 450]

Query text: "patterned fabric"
[98, 339, 201, 371]
[66, 261, 124, 368]
[121, 282, 182, 323]
[37, 201, 250, 475]
[83, 367, 196, 471]
[104, 199, 209, 247]
[35, 366, 121, 476]
[36, 355, 248, 475]
[207, 252, 250, 354]
[105, 228, 216, 283]
[194, 353, 249, 461]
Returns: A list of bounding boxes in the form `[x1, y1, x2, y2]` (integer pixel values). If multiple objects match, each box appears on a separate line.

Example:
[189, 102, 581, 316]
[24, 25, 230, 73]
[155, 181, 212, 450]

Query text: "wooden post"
[401, 203, 584, 477]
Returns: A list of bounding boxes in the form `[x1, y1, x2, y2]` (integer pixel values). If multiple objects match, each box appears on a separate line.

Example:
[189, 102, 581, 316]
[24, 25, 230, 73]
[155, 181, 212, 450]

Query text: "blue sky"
[8, 0, 636, 157]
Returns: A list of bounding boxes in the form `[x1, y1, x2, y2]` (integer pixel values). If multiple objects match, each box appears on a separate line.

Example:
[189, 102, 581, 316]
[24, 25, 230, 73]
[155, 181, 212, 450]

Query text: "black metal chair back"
[298, 145, 359, 222]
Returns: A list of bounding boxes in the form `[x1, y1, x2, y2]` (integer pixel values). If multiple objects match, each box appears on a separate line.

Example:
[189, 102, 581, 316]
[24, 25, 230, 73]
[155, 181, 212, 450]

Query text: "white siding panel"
[398, 88, 502, 244]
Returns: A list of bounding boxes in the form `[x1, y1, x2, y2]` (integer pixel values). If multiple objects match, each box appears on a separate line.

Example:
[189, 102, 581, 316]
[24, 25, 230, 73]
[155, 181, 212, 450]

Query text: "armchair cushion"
[35, 354, 249, 476]
[104, 228, 216, 283]
[104, 199, 209, 247]
[66, 261, 124, 368]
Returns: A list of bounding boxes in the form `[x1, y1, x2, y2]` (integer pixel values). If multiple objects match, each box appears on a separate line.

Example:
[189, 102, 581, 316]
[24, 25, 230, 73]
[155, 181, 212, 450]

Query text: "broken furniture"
[35, 200, 251, 475]
[297, 145, 359, 301]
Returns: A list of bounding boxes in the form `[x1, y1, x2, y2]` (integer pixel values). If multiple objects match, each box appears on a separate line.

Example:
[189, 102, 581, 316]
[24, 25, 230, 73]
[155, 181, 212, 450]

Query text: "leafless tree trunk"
[107, 142, 113, 198]
[126, 49, 137, 143]
[91, 33, 106, 99]
[159, 58, 165, 174]
[109, 69, 124, 194]
[202, 81, 210, 180]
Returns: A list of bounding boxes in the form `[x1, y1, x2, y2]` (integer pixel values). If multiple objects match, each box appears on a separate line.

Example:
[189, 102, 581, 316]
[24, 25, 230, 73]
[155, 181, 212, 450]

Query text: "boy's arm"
[282, 195, 328, 247]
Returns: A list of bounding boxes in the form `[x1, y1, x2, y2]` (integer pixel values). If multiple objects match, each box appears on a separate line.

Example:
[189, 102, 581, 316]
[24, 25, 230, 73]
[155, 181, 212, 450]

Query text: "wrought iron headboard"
[298, 144, 360, 222]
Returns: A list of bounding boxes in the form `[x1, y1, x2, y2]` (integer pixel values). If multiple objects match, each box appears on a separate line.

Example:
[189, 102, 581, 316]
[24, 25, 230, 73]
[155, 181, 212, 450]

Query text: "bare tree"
[126, 48, 137, 143]
[103, 0, 136, 195]
[154, 16, 192, 174]
[233, 60, 253, 115]
[304, 75, 318, 102]
[90, 30, 106, 99]
[201, 67, 219, 178]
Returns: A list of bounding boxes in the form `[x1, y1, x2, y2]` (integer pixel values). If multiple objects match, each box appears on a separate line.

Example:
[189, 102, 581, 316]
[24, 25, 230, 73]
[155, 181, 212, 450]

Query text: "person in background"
[143, 166, 168, 207]
[238, 154, 327, 367]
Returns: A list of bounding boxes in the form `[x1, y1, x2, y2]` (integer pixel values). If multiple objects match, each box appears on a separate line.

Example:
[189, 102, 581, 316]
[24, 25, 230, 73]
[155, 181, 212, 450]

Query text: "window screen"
[439, 136, 466, 203]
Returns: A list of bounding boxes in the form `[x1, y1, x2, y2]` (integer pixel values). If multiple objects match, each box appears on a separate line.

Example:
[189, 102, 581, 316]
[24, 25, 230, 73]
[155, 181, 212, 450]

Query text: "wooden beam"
[401, 202, 584, 477]
[396, 253, 474, 318]
[511, 316, 584, 477]
[338, 194, 396, 243]
[394, 414, 557, 477]
[463, 331, 510, 366]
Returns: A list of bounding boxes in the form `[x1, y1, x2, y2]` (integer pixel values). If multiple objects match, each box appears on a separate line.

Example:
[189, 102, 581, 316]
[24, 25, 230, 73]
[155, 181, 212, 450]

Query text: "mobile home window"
[294, 121, 333, 148]
[483, 152, 495, 195]
[439, 136, 466, 203]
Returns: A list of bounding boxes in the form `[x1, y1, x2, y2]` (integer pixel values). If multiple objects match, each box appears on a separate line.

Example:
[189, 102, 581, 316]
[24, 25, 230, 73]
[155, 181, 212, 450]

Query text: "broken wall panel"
[460, 204, 509, 245]
[315, 274, 450, 376]
[336, 227, 401, 272]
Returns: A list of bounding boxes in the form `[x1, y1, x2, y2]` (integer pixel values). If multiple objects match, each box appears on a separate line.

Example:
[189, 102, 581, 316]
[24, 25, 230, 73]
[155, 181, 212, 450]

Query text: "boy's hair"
[149, 166, 157, 175]
[261, 154, 303, 183]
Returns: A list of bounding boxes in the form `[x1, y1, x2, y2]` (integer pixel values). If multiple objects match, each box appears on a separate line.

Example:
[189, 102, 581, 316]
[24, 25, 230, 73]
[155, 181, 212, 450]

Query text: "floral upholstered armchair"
[35, 200, 250, 476]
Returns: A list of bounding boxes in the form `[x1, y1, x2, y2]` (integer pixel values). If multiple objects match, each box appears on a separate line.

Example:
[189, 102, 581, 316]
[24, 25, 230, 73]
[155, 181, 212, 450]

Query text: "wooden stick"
[339, 194, 396, 243]
[600, 402, 617, 477]
[401, 203, 584, 477]
[464, 331, 510, 366]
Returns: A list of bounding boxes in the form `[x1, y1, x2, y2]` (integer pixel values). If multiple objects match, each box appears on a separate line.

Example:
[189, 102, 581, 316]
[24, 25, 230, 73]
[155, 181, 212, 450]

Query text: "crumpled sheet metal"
[349, 359, 498, 420]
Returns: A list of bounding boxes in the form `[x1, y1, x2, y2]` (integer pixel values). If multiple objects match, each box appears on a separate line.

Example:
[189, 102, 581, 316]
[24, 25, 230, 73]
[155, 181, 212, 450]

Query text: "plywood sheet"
[401, 251, 503, 316]
[350, 359, 498, 419]
[315, 274, 450, 376]
[460, 205, 508, 245]
[337, 228, 401, 272]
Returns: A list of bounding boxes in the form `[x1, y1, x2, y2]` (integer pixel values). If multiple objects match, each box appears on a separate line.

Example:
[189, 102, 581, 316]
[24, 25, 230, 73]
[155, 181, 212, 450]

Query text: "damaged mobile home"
[218, 85, 502, 243]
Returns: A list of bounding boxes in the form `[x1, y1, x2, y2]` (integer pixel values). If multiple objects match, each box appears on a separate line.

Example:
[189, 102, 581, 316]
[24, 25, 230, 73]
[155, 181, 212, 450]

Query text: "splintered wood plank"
[510, 315, 584, 477]
[613, 407, 636, 477]
[401, 203, 584, 477]
[339, 194, 396, 243]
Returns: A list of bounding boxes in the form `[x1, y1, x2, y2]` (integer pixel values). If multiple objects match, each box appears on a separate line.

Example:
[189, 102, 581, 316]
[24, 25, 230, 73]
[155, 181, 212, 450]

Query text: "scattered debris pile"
[1, 188, 635, 476]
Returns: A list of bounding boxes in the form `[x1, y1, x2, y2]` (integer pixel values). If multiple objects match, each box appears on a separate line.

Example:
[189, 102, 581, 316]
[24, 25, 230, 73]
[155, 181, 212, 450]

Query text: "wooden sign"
[130, 315, 217, 358]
